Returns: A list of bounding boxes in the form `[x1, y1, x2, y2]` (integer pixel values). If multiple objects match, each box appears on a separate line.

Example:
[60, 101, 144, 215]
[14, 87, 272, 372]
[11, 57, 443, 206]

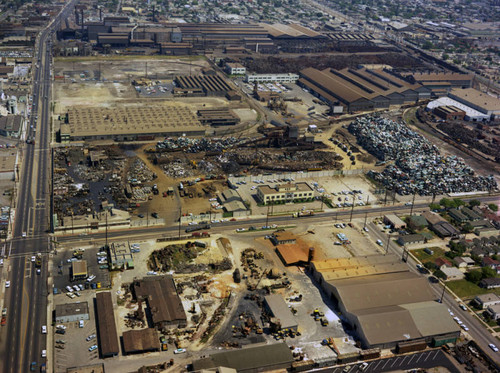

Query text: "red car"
[1, 316, 6, 326]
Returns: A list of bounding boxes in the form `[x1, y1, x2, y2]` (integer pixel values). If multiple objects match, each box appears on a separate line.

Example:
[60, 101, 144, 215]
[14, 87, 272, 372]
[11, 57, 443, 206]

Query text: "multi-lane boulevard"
[0, 1, 77, 372]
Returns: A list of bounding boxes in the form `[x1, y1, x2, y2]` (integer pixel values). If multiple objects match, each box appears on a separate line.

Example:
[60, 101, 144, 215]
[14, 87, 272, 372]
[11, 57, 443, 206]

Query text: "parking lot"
[53, 246, 111, 295]
[231, 173, 377, 216]
[53, 292, 99, 373]
[319, 349, 460, 373]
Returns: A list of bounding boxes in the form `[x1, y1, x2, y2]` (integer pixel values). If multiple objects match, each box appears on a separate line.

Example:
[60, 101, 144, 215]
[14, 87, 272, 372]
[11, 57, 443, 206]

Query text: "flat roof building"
[311, 255, 460, 349]
[257, 182, 313, 205]
[191, 342, 294, 373]
[55, 302, 90, 323]
[448, 88, 500, 119]
[0, 115, 23, 138]
[63, 106, 205, 142]
[245, 73, 299, 83]
[67, 363, 105, 373]
[95, 292, 120, 357]
[71, 260, 88, 281]
[264, 294, 297, 331]
[384, 214, 406, 229]
[132, 275, 187, 329]
[109, 241, 134, 270]
[122, 328, 160, 354]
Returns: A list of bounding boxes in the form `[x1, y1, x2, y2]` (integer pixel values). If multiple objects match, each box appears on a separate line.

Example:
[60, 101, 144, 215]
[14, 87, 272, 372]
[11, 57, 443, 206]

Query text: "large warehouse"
[448, 88, 500, 121]
[299, 67, 431, 112]
[61, 105, 206, 142]
[310, 255, 460, 349]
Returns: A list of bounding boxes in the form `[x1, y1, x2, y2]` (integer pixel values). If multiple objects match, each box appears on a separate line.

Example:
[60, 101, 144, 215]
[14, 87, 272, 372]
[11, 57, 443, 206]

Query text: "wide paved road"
[0, 2, 77, 372]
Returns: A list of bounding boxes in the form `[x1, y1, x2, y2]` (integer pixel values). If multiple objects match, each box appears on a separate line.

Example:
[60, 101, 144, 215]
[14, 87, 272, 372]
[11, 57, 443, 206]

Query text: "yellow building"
[256, 182, 313, 205]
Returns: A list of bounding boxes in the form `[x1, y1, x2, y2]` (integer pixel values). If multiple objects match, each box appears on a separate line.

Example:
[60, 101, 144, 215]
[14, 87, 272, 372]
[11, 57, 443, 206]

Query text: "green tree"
[462, 223, 474, 234]
[453, 198, 465, 208]
[488, 203, 499, 212]
[424, 261, 437, 271]
[429, 203, 441, 211]
[482, 266, 497, 279]
[434, 269, 447, 280]
[465, 269, 482, 284]
[469, 199, 481, 208]
[439, 198, 455, 209]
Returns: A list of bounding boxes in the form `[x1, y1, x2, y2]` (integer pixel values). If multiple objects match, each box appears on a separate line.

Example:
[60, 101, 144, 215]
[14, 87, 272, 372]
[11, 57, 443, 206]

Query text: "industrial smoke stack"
[308, 247, 315, 263]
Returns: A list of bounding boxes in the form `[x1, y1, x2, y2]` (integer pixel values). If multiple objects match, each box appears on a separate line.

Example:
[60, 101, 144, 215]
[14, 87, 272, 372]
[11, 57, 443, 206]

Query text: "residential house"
[408, 215, 429, 231]
[474, 293, 500, 309]
[435, 257, 453, 270]
[448, 208, 469, 223]
[480, 277, 500, 289]
[397, 233, 425, 246]
[453, 256, 475, 268]
[486, 304, 500, 321]
[440, 266, 464, 281]
[482, 257, 500, 274]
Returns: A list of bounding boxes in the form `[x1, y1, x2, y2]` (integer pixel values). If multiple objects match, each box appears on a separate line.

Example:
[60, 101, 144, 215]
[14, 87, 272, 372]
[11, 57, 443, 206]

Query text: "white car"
[5, 281, 10, 288]
[235, 228, 246, 232]
[174, 348, 186, 354]
[79, 320, 84, 328]
[56, 324, 67, 330]
[41, 325, 47, 334]
[31, 256, 36, 262]
[41, 350, 46, 358]
[88, 345, 98, 352]
[21, 232, 27, 238]
[86, 334, 96, 341]
[489, 343, 499, 352]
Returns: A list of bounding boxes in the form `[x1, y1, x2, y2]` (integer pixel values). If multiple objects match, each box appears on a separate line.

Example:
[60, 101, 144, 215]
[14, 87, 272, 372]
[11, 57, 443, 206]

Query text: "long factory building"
[298, 67, 431, 112]
[61, 105, 206, 142]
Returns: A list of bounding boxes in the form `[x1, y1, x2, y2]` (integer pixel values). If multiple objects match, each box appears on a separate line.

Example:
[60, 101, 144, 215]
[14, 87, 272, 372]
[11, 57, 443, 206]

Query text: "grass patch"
[412, 247, 446, 263]
[493, 327, 500, 332]
[446, 279, 489, 298]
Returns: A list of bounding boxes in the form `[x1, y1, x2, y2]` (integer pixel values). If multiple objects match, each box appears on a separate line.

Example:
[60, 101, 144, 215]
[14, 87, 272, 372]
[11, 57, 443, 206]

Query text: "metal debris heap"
[348, 116, 497, 195]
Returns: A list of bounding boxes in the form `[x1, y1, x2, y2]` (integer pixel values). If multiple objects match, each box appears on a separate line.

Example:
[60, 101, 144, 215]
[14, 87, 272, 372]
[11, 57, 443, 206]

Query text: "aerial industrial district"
[1, 1, 500, 373]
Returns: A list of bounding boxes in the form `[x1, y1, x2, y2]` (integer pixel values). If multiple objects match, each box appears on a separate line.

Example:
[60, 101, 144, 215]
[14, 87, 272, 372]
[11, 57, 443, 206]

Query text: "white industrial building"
[426, 96, 490, 121]
[245, 73, 299, 83]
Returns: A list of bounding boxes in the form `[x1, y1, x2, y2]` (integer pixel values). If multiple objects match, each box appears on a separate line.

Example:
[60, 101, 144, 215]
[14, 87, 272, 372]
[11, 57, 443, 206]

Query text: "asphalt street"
[0, 2, 78, 372]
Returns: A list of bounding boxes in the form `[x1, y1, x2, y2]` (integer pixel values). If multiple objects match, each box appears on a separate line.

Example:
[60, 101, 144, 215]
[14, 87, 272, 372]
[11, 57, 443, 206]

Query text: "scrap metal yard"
[3, 2, 500, 372]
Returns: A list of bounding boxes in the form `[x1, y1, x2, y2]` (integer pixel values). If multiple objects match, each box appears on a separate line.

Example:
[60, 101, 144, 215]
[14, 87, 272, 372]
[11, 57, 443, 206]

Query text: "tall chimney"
[308, 247, 315, 263]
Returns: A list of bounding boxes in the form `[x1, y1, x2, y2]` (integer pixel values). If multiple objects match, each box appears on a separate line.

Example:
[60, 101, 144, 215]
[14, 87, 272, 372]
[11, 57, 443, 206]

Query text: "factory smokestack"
[308, 247, 315, 263]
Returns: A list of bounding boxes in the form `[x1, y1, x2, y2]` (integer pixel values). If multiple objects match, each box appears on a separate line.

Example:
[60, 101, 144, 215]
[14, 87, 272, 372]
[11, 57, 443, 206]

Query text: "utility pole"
[440, 280, 447, 303]
[409, 192, 416, 216]
[363, 211, 368, 230]
[349, 199, 355, 222]
[178, 207, 182, 238]
[265, 204, 270, 228]
[105, 210, 108, 248]
[385, 234, 391, 255]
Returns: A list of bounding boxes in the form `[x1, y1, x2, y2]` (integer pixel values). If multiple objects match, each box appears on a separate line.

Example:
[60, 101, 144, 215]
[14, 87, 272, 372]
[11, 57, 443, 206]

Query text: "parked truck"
[185, 224, 210, 233]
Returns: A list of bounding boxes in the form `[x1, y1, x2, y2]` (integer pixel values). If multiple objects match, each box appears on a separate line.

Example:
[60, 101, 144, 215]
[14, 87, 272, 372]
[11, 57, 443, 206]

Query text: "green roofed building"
[191, 342, 293, 373]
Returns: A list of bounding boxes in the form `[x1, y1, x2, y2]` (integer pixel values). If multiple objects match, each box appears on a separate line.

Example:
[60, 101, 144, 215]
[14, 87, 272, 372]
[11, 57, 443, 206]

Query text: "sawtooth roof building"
[310, 254, 460, 349]
[298, 67, 431, 112]
[62, 106, 205, 141]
